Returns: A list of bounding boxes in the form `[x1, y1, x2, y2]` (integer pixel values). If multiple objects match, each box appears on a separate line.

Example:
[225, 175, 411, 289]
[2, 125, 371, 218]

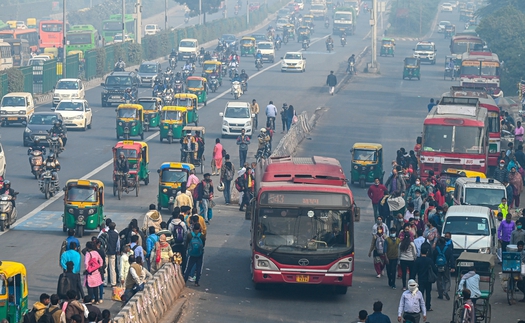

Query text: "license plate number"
[296, 275, 309, 283]
[111, 96, 121, 99]
[35, 136, 46, 140]
[7, 117, 17, 120]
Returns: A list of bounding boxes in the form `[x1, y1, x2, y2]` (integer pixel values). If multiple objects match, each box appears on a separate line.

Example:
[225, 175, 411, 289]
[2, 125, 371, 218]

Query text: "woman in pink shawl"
[84, 241, 103, 304]
[509, 166, 523, 207]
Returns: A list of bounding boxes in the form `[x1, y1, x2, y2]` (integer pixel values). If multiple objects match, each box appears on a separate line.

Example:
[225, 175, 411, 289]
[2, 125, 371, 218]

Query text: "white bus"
[0, 41, 13, 71]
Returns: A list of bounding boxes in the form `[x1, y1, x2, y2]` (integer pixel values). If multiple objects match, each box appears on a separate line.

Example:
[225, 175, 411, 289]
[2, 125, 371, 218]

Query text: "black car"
[100, 71, 140, 107]
[23, 112, 65, 147]
[220, 34, 237, 50]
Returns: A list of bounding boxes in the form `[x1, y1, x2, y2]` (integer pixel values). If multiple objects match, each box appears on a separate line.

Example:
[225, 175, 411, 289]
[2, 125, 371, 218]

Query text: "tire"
[507, 277, 516, 305]
[144, 175, 149, 186]
[117, 180, 122, 200]
[140, 132, 144, 140]
[135, 180, 140, 197]
[102, 101, 107, 107]
[75, 224, 84, 238]
[157, 203, 162, 211]
[168, 203, 174, 214]
[88, 118, 92, 129]
[0, 220, 5, 231]
[23, 140, 29, 147]
[63, 225, 67, 232]
[45, 183, 50, 199]
[418, 76, 421, 80]
[359, 178, 365, 188]
[245, 208, 251, 220]
[159, 136, 163, 143]
[168, 136, 173, 144]
[83, 120, 87, 131]
[204, 101, 207, 106]
[145, 124, 150, 132]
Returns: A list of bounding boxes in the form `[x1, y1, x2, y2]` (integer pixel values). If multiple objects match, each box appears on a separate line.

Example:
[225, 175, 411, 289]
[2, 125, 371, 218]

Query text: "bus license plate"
[7, 117, 17, 120]
[296, 275, 309, 283]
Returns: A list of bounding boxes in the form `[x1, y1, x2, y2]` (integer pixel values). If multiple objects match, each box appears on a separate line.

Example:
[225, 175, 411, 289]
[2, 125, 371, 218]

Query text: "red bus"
[0, 29, 39, 53]
[250, 156, 357, 294]
[447, 86, 500, 173]
[420, 97, 489, 175]
[449, 34, 484, 56]
[38, 20, 63, 50]
[460, 51, 500, 92]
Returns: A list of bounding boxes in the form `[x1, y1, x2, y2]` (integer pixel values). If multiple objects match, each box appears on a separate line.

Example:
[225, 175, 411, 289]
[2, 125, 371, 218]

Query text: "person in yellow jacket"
[185, 213, 207, 238]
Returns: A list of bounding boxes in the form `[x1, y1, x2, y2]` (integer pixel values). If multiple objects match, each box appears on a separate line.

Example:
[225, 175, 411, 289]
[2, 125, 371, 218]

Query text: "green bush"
[95, 48, 106, 77]
[128, 43, 143, 65]
[4, 68, 24, 93]
[388, 0, 440, 36]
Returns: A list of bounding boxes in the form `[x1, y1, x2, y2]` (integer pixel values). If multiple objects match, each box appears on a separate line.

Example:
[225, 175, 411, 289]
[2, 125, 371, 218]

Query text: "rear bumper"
[253, 269, 353, 286]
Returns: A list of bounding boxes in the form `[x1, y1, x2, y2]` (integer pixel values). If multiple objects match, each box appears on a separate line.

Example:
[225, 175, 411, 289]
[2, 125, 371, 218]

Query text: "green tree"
[477, 0, 525, 17]
[476, 5, 525, 92]
[173, 0, 222, 15]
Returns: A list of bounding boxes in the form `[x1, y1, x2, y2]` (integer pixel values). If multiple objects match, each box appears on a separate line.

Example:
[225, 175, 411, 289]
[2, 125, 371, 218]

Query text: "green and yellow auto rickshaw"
[63, 179, 105, 237]
[186, 76, 208, 106]
[303, 15, 314, 30]
[159, 106, 187, 143]
[0, 261, 28, 323]
[174, 93, 199, 126]
[350, 143, 384, 188]
[240, 36, 257, 56]
[113, 140, 150, 185]
[380, 38, 395, 57]
[403, 57, 421, 80]
[202, 60, 223, 84]
[297, 26, 311, 42]
[157, 162, 194, 212]
[138, 97, 162, 132]
[116, 104, 144, 140]
[444, 24, 456, 38]
[283, 23, 296, 42]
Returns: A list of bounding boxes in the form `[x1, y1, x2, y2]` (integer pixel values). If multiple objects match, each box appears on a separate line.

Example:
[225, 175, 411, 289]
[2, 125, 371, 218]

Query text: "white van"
[0, 92, 35, 125]
[453, 177, 506, 212]
[442, 205, 496, 258]
[52, 78, 85, 107]
[144, 24, 160, 35]
[178, 38, 198, 60]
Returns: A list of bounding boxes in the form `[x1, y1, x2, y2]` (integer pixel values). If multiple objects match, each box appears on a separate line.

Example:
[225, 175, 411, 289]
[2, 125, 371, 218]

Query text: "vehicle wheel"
[75, 224, 84, 238]
[443, 75, 446, 80]
[418, 76, 421, 80]
[253, 282, 264, 290]
[485, 303, 491, 323]
[0, 220, 5, 232]
[234, 93, 238, 100]
[334, 286, 347, 295]
[159, 136, 163, 142]
[117, 181, 122, 200]
[144, 124, 149, 132]
[245, 208, 251, 220]
[157, 203, 162, 211]
[359, 179, 365, 188]
[508, 276, 516, 305]
[102, 101, 107, 107]
[45, 184, 50, 199]
[135, 180, 140, 197]
[88, 118, 92, 129]
[204, 101, 207, 106]
[168, 203, 174, 214]
[23, 141, 29, 147]
[116, 134, 120, 139]
[144, 175, 149, 186]
[83, 120, 87, 131]
[140, 132, 144, 140]
[168, 136, 173, 144]
[409, 76, 412, 80]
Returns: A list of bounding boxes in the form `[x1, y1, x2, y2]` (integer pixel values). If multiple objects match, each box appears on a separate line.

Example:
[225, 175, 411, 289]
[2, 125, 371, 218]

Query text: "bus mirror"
[157, 169, 161, 174]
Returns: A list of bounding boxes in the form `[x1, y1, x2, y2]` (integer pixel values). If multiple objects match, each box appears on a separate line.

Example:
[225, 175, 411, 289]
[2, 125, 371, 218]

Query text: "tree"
[173, 0, 222, 15]
[477, 0, 525, 17]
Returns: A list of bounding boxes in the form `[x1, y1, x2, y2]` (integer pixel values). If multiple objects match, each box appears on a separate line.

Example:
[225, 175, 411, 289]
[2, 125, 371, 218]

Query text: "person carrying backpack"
[433, 237, 454, 300]
[220, 154, 235, 205]
[184, 223, 206, 287]
[368, 227, 387, 278]
[25, 293, 50, 323]
[145, 226, 159, 271]
[169, 214, 188, 270]
[57, 261, 84, 301]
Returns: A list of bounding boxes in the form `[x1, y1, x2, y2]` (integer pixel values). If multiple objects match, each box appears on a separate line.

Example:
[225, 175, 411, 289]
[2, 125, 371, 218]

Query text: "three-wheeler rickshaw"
[181, 125, 206, 173]
[202, 60, 223, 86]
[138, 97, 162, 131]
[113, 140, 150, 185]
[157, 162, 194, 212]
[116, 104, 144, 140]
[240, 36, 257, 56]
[186, 76, 208, 106]
[444, 23, 456, 38]
[63, 179, 105, 237]
[159, 106, 187, 143]
[451, 252, 495, 323]
[283, 24, 296, 42]
[112, 149, 140, 200]
[0, 261, 28, 323]
[403, 57, 421, 80]
[350, 143, 384, 188]
[297, 26, 311, 42]
[303, 15, 314, 32]
[380, 38, 395, 57]
[174, 93, 199, 126]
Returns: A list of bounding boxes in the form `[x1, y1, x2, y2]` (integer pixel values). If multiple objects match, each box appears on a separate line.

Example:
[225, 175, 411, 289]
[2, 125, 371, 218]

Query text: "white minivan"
[0, 92, 35, 126]
[219, 101, 254, 137]
[442, 205, 497, 259]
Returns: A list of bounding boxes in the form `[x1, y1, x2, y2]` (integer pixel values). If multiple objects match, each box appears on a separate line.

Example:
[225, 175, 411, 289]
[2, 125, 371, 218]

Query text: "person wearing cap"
[398, 279, 427, 323]
[494, 159, 509, 184]
[250, 99, 260, 128]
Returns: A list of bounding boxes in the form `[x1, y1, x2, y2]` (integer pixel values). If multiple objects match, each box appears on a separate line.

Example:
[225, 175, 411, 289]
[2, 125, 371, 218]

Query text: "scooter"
[302, 40, 309, 50]
[255, 59, 263, 71]
[255, 143, 271, 163]
[173, 80, 184, 93]
[231, 81, 243, 100]
[209, 75, 219, 93]
[325, 20, 330, 28]
[326, 42, 334, 52]
[169, 56, 177, 68]
[28, 148, 45, 179]
[0, 193, 18, 231]
[274, 39, 282, 50]
[341, 36, 347, 47]
[39, 169, 60, 199]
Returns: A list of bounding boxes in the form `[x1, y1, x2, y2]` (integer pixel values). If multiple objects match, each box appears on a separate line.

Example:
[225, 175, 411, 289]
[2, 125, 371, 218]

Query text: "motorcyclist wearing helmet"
[124, 87, 135, 103]
[114, 58, 126, 71]
[44, 154, 61, 185]
[182, 60, 193, 74]
[28, 138, 46, 156]
[153, 79, 166, 96]
[326, 36, 334, 46]
[0, 180, 16, 207]
[257, 128, 270, 150]
[232, 73, 242, 83]
[255, 50, 263, 61]
[199, 47, 205, 56]
[348, 54, 356, 64]
[170, 49, 177, 58]
[204, 51, 212, 61]
[274, 33, 282, 44]
[49, 120, 66, 149]
[115, 152, 130, 190]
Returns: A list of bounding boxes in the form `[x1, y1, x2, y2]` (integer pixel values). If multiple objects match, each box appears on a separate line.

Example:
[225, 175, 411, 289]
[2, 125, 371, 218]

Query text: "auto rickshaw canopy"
[186, 76, 207, 90]
[298, 26, 310, 34]
[159, 162, 194, 173]
[404, 57, 420, 67]
[240, 37, 256, 46]
[64, 179, 104, 203]
[116, 104, 143, 119]
[138, 97, 162, 112]
[174, 93, 198, 110]
[203, 60, 221, 73]
[351, 143, 382, 163]
[113, 141, 149, 164]
[183, 125, 205, 135]
[161, 106, 187, 123]
[381, 38, 395, 46]
[0, 261, 27, 279]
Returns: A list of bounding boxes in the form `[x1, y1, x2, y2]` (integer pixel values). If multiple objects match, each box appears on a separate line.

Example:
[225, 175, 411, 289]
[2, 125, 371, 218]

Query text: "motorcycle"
[274, 39, 282, 50]
[255, 59, 263, 71]
[241, 80, 247, 92]
[184, 17, 189, 24]
[113, 62, 125, 72]
[283, 34, 289, 44]
[197, 54, 204, 66]
[173, 80, 184, 93]
[169, 56, 177, 68]
[341, 36, 347, 47]
[229, 66, 238, 78]
[39, 169, 60, 199]
[325, 20, 330, 28]
[209, 75, 219, 93]
[302, 40, 309, 50]
[182, 69, 191, 80]
[231, 81, 243, 100]
[28, 148, 45, 179]
[347, 61, 356, 74]
[47, 133, 64, 157]
[162, 89, 174, 105]
[0, 193, 18, 231]
[326, 42, 334, 52]
[255, 143, 271, 163]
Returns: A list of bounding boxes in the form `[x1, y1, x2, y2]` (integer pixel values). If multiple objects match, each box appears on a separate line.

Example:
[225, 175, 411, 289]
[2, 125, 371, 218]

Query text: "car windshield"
[29, 59, 45, 66]
[180, 40, 196, 47]
[106, 77, 132, 86]
[279, 9, 289, 15]
[29, 114, 58, 125]
[162, 110, 181, 120]
[139, 100, 157, 110]
[1, 96, 26, 107]
[161, 169, 187, 182]
[116, 148, 138, 158]
[145, 25, 156, 30]
[225, 107, 250, 118]
[416, 44, 434, 51]
[67, 187, 97, 202]
[118, 108, 137, 118]
[252, 35, 266, 41]
[139, 64, 158, 73]
[465, 188, 506, 208]
[423, 125, 483, 154]
[443, 216, 490, 236]
[56, 102, 84, 111]
[187, 79, 203, 88]
[256, 208, 352, 253]
[258, 43, 273, 49]
[405, 58, 418, 66]
[56, 81, 79, 90]
[353, 149, 377, 161]
[285, 53, 302, 60]
[114, 35, 123, 41]
[440, 21, 451, 26]
[278, 19, 288, 24]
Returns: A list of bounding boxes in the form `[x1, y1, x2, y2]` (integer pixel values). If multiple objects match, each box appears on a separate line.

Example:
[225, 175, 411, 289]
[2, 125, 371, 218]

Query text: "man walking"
[427, 98, 436, 112]
[326, 70, 337, 95]
[414, 244, 438, 312]
[197, 173, 214, 223]
[498, 213, 515, 252]
[251, 99, 259, 128]
[366, 301, 391, 323]
[433, 237, 454, 300]
[106, 222, 119, 286]
[397, 279, 427, 323]
[368, 178, 387, 221]
[184, 223, 206, 287]
[265, 101, 277, 130]
[236, 129, 250, 168]
[385, 227, 400, 289]
[220, 154, 235, 205]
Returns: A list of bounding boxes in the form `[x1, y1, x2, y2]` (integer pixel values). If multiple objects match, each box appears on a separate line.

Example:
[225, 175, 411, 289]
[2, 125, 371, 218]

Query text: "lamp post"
[199, 0, 202, 25]
[122, 0, 126, 45]
[164, 0, 167, 31]
[246, 0, 249, 25]
[63, 0, 67, 78]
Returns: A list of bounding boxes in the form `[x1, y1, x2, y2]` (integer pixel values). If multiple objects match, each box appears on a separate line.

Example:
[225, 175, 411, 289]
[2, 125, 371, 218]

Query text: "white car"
[441, 2, 453, 11]
[219, 101, 254, 137]
[52, 78, 85, 107]
[281, 52, 306, 72]
[294, 0, 304, 10]
[113, 33, 133, 43]
[0, 142, 6, 177]
[144, 24, 160, 36]
[276, 17, 289, 30]
[54, 99, 92, 130]
[257, 41, 275, 62]
[437, 20, 451, 33]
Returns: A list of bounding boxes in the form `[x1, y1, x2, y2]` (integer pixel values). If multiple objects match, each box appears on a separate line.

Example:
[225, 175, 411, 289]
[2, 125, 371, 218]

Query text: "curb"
[159, 298, 187, 323]
[335, 45, 369, 94]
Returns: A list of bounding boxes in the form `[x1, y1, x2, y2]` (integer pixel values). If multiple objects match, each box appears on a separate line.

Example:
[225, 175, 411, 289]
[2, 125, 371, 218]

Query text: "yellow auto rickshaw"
[63, 179, 105, 237]
[156, 162, 194, 212]
[44, 47, 58, 59]
[240, 36, 257, 56]
[303, 15, 314, 27]
[350, 143, 384, 188]
[186, 76, 208, 106]
[160, 106, 187, 143]
[113, 140, 150, 185]
[174, 93, 199, 126]
[0, 261, 28, 323]
[283, 23, 296, 42]
[202, 60, 222, 92]
[138, 97, 162, 131]
[116, 104, 144, 140]
[380, 38, 395, 57]
[297, 26, 311, 42]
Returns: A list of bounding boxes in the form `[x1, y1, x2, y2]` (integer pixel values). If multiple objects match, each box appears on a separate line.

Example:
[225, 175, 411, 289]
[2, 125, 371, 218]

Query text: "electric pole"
[63, 0, 67, 77]
[136, 0, 142, 44]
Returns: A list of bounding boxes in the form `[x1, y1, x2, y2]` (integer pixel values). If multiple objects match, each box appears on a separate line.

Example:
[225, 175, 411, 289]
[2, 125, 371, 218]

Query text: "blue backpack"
[188, 232, 204, 257]
[436, 245, 448, 269]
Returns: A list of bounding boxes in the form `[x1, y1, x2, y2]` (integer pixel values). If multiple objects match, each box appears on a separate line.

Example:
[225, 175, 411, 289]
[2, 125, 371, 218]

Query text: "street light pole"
[136, 0, 142, 44]
[63, 0, 67, 78]
[199, 0, 202, 25]
[164, 0, 167, 31]
[246, 0, 249, 25]
[122, 0, 126, 45]
[371, 0, 378, 70]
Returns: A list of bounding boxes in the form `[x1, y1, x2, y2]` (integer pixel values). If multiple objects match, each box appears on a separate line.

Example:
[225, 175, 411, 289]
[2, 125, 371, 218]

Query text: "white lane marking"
[0, 131, 160, 237]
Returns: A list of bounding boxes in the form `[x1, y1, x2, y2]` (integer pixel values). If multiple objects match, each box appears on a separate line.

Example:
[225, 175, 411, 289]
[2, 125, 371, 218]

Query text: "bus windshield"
[487, 111, 500, 134]
[451, 41, 482, 55]
[67, 187, 97, 202]
[461, 62, 480, 75]
[423, 125, 483, 154]
[256, 208, 351, 254]
[67, 33, 92, 45]
[481, 62, 499, 76]
[41, 23, 62, 32]
[465, 187, 506, 208]
[103, 21, 121, 31]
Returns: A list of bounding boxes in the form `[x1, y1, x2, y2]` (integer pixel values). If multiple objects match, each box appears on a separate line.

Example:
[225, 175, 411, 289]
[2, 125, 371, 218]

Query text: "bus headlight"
[254, 254, 279, 270]
[328, 257, 353, 272]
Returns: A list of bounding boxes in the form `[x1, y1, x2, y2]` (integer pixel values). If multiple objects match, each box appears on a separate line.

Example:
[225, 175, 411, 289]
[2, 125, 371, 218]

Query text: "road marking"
[0, 131, 159, 237]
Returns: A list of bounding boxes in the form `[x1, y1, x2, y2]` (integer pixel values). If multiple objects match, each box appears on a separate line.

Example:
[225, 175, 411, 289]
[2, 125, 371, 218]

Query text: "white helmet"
[217, 182, 225, 191]
[260, 128, 267, 133]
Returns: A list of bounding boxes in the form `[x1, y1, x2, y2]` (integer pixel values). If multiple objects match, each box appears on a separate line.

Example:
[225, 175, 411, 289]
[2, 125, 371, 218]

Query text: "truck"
[310, 2, 328, 19]
[333, 7, 356, 35]
[343, 0, 360, 15]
